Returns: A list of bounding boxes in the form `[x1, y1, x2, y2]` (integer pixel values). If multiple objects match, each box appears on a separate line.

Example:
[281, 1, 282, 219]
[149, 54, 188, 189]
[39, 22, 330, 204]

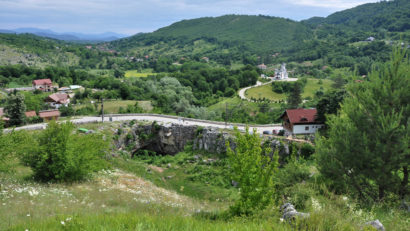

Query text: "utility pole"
[225, 103, 228, 128]
[101, 98, 104, 123]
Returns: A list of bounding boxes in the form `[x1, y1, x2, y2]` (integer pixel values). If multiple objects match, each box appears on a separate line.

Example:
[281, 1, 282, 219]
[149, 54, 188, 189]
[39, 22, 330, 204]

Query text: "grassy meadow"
[74, 100, 153, 114]
[125, 70, 156, 78]
[246, 78, 333, 101]
[1, 122, 409, 230]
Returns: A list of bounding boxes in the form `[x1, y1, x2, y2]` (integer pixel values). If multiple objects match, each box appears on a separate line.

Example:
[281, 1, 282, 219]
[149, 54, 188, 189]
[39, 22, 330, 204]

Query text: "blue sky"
[0, 0, 379, 35]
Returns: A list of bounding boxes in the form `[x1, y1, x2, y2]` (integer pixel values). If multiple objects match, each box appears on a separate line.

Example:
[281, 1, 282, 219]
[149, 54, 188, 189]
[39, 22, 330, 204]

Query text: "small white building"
[281, 108, 324, 136]
[274, 63, 288, 80]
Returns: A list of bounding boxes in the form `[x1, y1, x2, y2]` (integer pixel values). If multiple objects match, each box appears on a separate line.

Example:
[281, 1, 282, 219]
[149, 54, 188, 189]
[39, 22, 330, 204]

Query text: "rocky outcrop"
[364, 220, 385, 231]
[280, 203, 310, 222]
[114, 121, 292, 157]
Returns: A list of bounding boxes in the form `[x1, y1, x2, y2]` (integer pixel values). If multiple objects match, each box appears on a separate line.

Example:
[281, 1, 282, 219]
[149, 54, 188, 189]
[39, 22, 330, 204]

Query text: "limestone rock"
[365, 220, 385, 231]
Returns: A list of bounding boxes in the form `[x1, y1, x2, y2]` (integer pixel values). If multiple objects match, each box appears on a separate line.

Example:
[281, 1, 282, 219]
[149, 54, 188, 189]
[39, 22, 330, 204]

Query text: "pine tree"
[316, 48, 409, 202]
[5, 93, 26, 126]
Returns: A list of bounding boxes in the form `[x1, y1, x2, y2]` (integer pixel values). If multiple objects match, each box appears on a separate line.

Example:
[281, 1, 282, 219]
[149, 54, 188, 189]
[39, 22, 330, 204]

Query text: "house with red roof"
[25, 111, 37, 118]
[0, 108, 9, 122]
[280, 108, 324, 136]
[45, 93, 70, 109]
[39, 110, 60, 121]
[257, 63, 267, 70]
[32, 79, 53, 92]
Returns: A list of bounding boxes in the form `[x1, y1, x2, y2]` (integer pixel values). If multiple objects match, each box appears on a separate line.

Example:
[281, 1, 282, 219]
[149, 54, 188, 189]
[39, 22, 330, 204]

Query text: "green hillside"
[110, 15, 312, 54]
[304, 0, 410, 32]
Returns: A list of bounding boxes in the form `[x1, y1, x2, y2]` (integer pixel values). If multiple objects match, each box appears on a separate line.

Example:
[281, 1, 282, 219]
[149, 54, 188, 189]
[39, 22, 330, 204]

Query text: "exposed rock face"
[365, 220, 385, 231]
[114, 122, 292, 157]
[280, 203, 310, 222]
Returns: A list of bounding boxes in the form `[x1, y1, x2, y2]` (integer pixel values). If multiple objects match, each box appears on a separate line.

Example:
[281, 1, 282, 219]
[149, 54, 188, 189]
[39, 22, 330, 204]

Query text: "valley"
[0, 0, 409, 230]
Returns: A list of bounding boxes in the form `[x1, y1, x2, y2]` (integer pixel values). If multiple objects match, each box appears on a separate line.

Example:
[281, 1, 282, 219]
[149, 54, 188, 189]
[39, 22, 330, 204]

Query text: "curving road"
[238, 78, 298, 101]
[7, 114, 283, 134]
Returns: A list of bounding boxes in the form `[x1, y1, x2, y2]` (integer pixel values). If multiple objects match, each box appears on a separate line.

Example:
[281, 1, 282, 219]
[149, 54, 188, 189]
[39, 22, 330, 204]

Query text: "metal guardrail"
[4, 113, 282, 133]
[104, 113, 281, 127]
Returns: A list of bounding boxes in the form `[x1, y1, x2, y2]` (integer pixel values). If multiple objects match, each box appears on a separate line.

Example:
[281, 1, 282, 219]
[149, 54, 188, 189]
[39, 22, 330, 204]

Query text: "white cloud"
[0, 0, 382, 34]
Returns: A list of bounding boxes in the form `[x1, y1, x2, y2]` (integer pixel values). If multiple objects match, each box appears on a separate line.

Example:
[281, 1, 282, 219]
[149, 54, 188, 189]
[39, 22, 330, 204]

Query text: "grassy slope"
[246, 79, 333, 101]
[0, 34, 80, 67]
[111, 15, 312, 54]
[124, 70, 156, 78]
[1, 123, 408, 230]
[74, 100, 153, 114]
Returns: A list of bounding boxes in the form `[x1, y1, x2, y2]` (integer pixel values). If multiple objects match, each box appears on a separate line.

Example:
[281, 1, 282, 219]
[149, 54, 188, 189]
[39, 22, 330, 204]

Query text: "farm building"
[281, 108, 324, 136]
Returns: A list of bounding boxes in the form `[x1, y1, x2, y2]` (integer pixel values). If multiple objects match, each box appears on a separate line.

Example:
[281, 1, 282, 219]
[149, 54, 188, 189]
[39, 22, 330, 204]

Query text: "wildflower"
[66, 217, 72, 221]
[26, 214, 30, 217]
[311, 198, 322, 211]
[28, 189, 39, 196]
[61, 221, 65, 226]
[280, 218, 284, 223]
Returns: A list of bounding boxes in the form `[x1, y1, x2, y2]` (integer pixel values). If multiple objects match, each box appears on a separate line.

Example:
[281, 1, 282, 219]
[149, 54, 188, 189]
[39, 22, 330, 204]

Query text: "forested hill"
[303, 0, 410, 32]
[110, 15, 312, 53]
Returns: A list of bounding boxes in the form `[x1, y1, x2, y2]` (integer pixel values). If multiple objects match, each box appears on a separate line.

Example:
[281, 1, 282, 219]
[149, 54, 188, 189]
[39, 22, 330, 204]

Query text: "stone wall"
[114, 121, 294, 157]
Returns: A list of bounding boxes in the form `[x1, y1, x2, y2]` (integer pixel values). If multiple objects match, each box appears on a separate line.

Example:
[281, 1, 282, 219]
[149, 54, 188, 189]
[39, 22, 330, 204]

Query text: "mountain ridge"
[1, 27, 129, 42]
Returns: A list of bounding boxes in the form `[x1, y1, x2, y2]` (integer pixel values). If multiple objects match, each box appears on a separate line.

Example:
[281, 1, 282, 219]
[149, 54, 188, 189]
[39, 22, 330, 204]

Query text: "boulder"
[364, 220, 385, 231]
[280, 203, 310, 222]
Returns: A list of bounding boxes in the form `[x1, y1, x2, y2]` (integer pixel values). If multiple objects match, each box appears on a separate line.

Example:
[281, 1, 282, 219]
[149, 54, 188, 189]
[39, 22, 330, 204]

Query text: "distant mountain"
[1, 28, 129, 42]
[303, 0, 410, 32]
[111, 15, 312, 54]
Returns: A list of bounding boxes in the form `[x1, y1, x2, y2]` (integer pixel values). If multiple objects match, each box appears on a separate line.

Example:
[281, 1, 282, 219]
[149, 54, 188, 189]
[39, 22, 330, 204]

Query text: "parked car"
[263, 130, 272, 135]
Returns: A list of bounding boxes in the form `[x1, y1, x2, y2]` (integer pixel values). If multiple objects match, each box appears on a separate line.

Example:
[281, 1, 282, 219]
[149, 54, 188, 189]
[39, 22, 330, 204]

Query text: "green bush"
[300, 143, 315, 159]
[226, 127, 279, 216]
[22, 121, 109, 182]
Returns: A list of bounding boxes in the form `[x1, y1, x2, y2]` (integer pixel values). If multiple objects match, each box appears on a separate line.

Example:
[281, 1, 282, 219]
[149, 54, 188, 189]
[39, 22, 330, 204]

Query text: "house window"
[305, 126, 309, 131]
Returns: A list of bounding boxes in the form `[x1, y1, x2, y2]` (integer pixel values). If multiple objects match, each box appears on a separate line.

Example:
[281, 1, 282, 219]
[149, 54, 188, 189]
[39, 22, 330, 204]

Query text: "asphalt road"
[238, 78, 298, 101]
[8, 114, 283, 134]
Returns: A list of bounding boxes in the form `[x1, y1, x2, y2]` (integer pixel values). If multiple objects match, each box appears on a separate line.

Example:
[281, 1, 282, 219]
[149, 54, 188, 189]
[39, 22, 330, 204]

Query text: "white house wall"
[292, 124, 323, 134]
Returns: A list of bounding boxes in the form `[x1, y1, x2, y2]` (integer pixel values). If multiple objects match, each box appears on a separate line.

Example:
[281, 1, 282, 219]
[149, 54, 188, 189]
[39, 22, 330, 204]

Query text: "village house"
[0, 108, 9, 122]
[32, 79, 53, 92]
[45, 93, 70, 109]
[39, 110, 60, 121]
[25, 111, 37, 118]
[281, 108, 324, 136]
[257, 63, 267, 70]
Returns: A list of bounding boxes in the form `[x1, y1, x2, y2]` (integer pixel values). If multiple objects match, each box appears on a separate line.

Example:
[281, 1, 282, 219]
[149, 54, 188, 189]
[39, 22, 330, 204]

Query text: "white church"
[274, 63, 288, 80]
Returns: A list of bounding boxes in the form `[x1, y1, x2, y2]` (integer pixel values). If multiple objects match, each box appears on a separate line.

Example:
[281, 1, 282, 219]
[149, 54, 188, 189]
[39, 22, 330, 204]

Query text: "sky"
[0, 0, 380, 36]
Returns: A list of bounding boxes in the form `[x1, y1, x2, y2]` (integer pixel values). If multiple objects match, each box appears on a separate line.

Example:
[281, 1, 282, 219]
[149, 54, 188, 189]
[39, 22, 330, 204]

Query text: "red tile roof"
[33, 79, 52, 86]
[47, 93, 69, 104]
[282, 108, 319, 124]
[39, 110, 60, 118]
[25, 111, 37, 117]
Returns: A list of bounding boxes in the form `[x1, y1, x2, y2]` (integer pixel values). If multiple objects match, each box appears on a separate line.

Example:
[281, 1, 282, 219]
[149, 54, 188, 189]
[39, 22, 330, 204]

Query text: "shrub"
[22, 121, 109, 182]
[226, 127, 279, 216]
[300, 143, 315, 159]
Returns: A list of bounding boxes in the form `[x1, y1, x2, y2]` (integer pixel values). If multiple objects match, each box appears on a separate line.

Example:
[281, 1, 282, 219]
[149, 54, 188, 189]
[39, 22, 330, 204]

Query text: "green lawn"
[246, 84, 287, 101]
[246, 78, 333, 101]
[125, 70, 157, 78]
[75, 100, 153, 114]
